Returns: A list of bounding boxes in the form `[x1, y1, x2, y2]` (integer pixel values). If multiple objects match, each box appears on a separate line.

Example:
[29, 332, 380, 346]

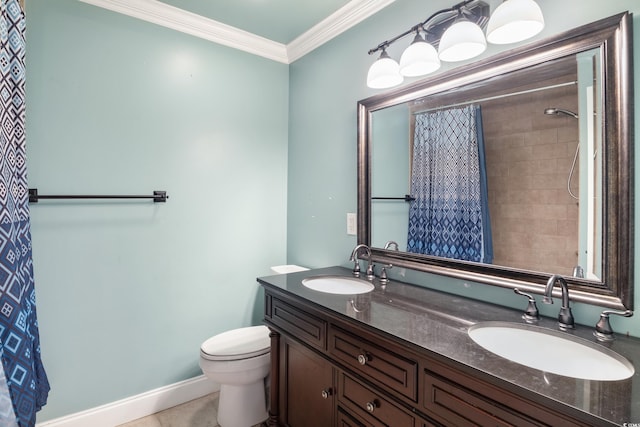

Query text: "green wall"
[26, 0, 289, 421]
[287, 0, 640, 338]
[23, 0, 640, 422]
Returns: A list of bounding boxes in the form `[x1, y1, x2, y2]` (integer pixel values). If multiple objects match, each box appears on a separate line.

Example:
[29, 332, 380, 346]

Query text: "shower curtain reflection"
[407, 104, 493, 263]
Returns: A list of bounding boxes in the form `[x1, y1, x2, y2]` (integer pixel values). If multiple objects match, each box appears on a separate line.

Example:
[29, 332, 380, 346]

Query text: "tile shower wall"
[482, 83, 580, 275]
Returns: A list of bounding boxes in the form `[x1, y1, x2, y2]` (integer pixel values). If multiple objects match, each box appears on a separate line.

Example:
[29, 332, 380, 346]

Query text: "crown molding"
[287, 0, 397, 63]
[77, 0, 396, 64]
[77, 0, 289, 63]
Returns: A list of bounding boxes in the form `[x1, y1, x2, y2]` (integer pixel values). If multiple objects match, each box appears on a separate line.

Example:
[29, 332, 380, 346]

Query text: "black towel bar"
[371, 194, 415, 202]
[28, 189, 168, 203]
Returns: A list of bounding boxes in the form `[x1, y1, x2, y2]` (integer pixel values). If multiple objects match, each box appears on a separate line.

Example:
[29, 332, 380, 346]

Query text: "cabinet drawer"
[337, 407, 367, 427]
[424, 371, 531, 427]
[423, 363, 589, 427]
[338, 371, 415, 427]
[268, 295, 327, 350]
[329, 326, 417, 400]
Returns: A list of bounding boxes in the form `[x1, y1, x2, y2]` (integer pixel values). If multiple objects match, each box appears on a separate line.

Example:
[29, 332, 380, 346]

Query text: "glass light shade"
[399, 34, 441, 77]
[367, 50, 403, 89]
[438, 19, 487, 62]
[486, 0, 544, 44]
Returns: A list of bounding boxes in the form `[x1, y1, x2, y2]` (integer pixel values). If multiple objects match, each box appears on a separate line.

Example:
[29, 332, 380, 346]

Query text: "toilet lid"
[201, 325, 270, 361]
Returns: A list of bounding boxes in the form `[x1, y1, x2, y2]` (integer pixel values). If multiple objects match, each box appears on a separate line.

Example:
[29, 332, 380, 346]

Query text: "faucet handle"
[380, 264, 392, 284]
[514, 288, 539, 323]
[594, 309, 633, 342]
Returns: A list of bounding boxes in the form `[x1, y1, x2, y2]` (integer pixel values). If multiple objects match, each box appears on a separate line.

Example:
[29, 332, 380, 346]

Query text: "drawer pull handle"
[365, 400, 378, 413]
[357, 353, 370, 365]
[321, 388, 332, 399]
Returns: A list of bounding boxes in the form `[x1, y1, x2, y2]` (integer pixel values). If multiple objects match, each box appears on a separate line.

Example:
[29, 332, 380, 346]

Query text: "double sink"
[301, 275, 635, 382]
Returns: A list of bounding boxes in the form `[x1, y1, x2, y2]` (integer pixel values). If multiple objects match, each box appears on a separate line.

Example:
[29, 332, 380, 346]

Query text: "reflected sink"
[302, 276, 374, 295]
[468, 322, 634, 381]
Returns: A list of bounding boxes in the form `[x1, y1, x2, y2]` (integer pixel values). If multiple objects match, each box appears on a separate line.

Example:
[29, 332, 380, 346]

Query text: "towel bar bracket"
[153, 191, 168, 203]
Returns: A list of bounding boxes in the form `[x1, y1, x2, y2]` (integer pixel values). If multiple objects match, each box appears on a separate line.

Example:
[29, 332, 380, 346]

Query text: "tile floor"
[117, 393, 266, 427]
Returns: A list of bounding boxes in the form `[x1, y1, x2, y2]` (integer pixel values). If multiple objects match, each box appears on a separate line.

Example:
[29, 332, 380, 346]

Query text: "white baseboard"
[36, 375, 220, 427]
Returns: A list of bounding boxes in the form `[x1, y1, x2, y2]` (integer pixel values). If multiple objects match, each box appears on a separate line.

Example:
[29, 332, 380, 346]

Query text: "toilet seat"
[201, 325, 270, 361]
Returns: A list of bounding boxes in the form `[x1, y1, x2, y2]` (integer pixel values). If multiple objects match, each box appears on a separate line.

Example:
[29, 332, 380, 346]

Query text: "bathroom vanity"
[259, 266, 639, 427]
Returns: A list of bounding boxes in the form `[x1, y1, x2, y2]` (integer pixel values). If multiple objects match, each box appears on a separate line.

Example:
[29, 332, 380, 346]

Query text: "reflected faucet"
[349, 244, 374, 279]
[572, 265, 584, 278]
[380, 241, 399, 283]
[543, 275, 575, 330]
[384, 241, 399, 250]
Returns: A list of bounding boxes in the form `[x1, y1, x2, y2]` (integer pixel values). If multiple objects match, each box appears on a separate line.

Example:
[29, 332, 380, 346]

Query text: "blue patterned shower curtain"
[407, 104, 493, 263]
[0, 1, 50, 426]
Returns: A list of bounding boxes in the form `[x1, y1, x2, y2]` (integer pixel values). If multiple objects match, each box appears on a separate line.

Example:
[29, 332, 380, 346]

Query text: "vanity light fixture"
[438, 10, 487, 62]
[399, 31, 441, 77]
[486, 0, 545, 44]
[366, 0, 544, 89]
[366, 48, 403, 89]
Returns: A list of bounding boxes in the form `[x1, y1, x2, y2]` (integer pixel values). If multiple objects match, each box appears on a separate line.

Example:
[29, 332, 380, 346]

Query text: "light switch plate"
[347, 213, 357, 235]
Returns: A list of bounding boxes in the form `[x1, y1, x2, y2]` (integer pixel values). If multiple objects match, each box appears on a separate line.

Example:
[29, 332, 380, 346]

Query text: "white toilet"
[199, 325, 271, 427]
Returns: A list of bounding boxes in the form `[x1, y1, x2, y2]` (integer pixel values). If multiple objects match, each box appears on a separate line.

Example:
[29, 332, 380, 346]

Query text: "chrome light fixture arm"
[367, 1, 472, 56]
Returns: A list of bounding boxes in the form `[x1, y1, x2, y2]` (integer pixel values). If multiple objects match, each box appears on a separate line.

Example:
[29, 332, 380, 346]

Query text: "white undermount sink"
[468, 321, 634, 381]
[301, 276, 374, 295]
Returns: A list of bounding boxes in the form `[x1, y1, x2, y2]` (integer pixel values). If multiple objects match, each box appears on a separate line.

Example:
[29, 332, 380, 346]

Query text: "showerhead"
[544, 107, 578, 119]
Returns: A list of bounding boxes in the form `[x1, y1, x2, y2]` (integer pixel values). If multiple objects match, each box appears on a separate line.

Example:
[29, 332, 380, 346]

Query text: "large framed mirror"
[357, 12, 634, 310]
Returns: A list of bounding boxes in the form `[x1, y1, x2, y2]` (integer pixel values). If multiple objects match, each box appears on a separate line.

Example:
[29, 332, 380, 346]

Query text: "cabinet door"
[281, 336, 335, 427]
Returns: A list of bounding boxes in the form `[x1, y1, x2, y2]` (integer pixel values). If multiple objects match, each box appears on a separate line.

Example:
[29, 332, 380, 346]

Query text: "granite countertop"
[257, 266, 640, 426]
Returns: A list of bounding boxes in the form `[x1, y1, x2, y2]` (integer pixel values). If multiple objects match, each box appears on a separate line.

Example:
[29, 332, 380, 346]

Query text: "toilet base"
[217, 380, 268, 427]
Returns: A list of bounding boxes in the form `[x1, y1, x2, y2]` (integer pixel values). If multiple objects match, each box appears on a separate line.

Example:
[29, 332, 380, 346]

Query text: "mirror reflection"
[359, 12, 633, 309]
[371, 49, 603, 280]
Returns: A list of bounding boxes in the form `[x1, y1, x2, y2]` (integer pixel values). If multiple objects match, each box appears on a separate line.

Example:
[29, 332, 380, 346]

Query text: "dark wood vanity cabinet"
[278, 335, 335, 427]
[264, 288, 594, 427]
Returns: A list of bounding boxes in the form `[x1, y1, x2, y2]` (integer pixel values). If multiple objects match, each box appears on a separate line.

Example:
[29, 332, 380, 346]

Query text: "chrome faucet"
[349, 244, 374, 279]
[543, 275, 574, 330]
